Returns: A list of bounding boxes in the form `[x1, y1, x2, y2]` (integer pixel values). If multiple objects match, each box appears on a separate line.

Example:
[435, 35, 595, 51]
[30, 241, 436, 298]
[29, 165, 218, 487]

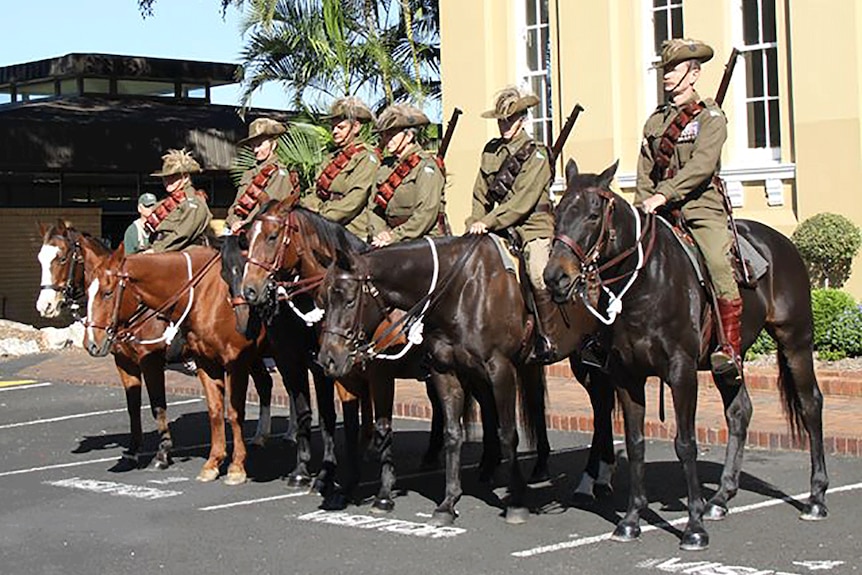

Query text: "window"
[117, 80, 176, 97]
[82, 78, 110, 94]
[17, 81, 56, 102]
[181, 84, 207, 100]
[741, 0, 779, 153]
[521, 0, 553, 145]
[59, 79, 78, 96]
[645, 0, 684, 109]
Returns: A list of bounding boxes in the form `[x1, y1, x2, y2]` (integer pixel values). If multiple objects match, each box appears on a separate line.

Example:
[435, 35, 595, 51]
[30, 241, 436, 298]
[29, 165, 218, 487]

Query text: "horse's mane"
[45, 223, 112, 256]
[292, 207, 371, 255]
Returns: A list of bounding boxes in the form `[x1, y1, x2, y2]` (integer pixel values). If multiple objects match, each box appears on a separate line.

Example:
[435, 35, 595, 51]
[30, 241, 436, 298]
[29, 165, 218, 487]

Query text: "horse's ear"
[598, 160, 619, 189]
[37, 221, 49, 238]
[110, 243, 126, 263]
[333, 247, 354, 272]
[565, 159, 579, 185]
[55, 218, 67, 233]
[313, 248, 333, 269]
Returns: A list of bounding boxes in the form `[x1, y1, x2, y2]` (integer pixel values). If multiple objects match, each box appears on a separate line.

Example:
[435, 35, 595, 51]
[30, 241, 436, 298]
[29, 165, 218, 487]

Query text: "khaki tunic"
[365, 143, 446, 243]
[465, 129, 554, 245]
[150, 183, 212, 253]
[635, 90, 737, 298]
[300, 142, 379, 237]
[225, 159, 295, 229]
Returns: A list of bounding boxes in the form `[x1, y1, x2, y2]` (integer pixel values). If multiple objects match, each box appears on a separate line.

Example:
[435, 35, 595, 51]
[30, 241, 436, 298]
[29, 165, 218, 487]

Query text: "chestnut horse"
[82, 244, 271, 485]
[544, 160, 827, 550]
[37, 223, 276, 469]
[234, 204, 502, 511]
[315, 230, 596, 525]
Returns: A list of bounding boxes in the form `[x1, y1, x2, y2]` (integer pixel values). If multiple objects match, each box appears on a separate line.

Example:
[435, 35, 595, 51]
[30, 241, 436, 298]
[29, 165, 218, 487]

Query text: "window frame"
[515, 0, 554, 146]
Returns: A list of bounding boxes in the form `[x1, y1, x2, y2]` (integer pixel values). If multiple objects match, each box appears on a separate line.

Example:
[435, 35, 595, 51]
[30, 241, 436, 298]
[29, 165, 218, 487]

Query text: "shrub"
[792, 213, 862, 288]
[810, 288, 857, 350]
[822, 305, 862, 358]
[745, 330, 776, 360]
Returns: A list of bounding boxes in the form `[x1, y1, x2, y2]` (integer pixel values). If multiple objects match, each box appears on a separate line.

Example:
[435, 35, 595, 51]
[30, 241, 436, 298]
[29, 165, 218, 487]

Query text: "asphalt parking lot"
[1, 377, 860, 575]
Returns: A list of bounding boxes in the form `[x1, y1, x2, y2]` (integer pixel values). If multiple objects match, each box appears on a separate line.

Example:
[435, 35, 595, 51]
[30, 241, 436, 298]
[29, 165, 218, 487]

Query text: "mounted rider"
[145, 149, 213, 253]
[225, 118, 300, 235]
[300, 96, 379, 237]
[466, 86, 567, 363]
[363, 104, 448, 247]
[636, 38, 743, 379]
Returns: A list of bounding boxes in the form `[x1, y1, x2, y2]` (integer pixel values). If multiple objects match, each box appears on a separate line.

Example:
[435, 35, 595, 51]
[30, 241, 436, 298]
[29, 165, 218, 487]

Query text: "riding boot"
[710, 297, 743, 381]
[527, 290, 567, 364]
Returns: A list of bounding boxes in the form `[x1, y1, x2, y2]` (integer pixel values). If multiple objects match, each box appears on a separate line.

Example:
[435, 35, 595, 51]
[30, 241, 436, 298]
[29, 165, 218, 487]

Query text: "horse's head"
[36, 220, 84, 318]
[241, 200, 301, 306]
[545, 159, 620, 304]
[84, 245, 137, 357]
[317, 248, 385, 378]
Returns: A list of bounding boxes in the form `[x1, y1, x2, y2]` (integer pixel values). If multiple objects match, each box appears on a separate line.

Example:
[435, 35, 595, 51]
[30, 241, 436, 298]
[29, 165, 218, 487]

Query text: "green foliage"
[810, 288, 858, 350]
[822, 305, 862, 358]
[745, 330, 776, 360]
[792, 213, 862, 288]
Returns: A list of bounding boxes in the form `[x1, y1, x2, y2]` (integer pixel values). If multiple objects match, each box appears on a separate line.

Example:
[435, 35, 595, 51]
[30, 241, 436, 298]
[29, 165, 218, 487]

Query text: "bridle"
[42, 235, 86, 318]
[552, 186, 658, 325]
[85, 264, 134, 345]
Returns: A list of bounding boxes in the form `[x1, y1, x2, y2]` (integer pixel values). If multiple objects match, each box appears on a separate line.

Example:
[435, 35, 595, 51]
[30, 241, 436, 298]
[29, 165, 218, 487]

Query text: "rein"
[553, 189, 658, 325]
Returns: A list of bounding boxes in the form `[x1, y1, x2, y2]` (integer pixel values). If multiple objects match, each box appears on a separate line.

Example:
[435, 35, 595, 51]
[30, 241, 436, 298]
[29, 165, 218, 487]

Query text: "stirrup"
[710, 348, 742, 382]
[527, 336, 556, 364]
[580, 339, 609, 372]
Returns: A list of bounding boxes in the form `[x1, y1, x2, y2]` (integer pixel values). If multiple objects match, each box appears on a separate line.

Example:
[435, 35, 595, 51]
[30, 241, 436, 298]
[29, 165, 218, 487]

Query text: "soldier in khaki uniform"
[146, 149, 213, 253]
[363, 104, 447, 247]
[466, 86, 564, 362]
[300, 97, 379, 237]
[225, 118, 298, 234]
[636, 38, 742, 379]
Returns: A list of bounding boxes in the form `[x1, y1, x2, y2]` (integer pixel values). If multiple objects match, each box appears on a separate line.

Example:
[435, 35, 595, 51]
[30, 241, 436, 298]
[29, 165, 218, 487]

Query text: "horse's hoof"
[505, 507, 530, 525]
[429, 510, 457, 527]
[196, 467, 220, 482]
[224, 471, 247, 486]
[611, 522, 641, 542]
[800, 502, 828, 521]
[594, 483, 614, 499]
[371, 497, 395, 514]
[121, 451, 140, 466]
[320, 492, 349, 511]
[679, 528, 710, 551]
[152, 457, 171, 471]
[286, 473, 312, 488]
[703, 502, 728, 521]
[529, 465, 551, 485]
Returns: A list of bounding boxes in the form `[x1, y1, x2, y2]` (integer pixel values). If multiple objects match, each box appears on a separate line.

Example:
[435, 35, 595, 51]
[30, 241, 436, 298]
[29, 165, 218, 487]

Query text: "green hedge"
[791, 213, 862, 289]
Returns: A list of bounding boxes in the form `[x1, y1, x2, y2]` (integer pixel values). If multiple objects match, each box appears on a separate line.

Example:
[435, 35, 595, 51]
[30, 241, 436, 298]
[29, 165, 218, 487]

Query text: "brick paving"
[9, 348, 862, 457]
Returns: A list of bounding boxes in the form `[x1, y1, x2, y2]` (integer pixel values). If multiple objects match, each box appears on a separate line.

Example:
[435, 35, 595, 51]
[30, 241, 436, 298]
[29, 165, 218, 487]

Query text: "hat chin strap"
[667, 62, 695, 104]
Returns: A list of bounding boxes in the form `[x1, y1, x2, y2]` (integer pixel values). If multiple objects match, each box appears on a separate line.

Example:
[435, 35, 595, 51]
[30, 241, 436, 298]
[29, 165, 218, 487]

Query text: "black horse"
[544, 160, 828, 550]
[316, 232, 595, 525]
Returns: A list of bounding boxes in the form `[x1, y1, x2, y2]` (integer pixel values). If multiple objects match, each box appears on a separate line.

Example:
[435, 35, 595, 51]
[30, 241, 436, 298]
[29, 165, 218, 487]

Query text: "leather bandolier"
[374, 153, 450, 236]
[144, 188, 192, 235]
[488, 141, 538, 204]
[316, 143, 377, 201]
[650, 101, 705, 184]
[234, 164, 300, 219]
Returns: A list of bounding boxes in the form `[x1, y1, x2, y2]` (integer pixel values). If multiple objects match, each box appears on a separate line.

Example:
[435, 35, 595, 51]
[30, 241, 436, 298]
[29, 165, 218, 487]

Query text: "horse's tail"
[516, 362, 547, 449]
[774, 344, 808, 441]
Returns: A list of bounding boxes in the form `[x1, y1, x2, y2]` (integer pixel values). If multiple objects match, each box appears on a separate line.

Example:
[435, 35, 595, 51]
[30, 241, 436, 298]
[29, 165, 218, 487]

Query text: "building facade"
[439, 0, 862, 294]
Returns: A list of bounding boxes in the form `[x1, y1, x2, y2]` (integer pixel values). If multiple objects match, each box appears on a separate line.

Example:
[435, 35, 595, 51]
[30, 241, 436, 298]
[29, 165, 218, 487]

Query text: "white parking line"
[200, 492, 307, 511]
[512, 481, 862, 558]
[0, 382, 52, 392]
[0, 398, 202, 430]
[0, 456, 121, 478]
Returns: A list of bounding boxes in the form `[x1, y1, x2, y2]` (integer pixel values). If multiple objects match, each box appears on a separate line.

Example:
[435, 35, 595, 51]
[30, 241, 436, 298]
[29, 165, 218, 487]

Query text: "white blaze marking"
[36, 244, 62, 315]
[297, 509, 466, 539]
[46, 477, 181, 500]
[86, 277, 100, 343]
[243, 221, 262, 281]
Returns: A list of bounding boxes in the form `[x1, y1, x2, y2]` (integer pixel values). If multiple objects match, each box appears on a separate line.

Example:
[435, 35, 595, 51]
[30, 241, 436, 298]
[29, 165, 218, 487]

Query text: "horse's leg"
[274, 343, 314, 486]
[421, 378, 445, 468]
[670, 372, 709, 551]
[140, 351, 172, 470]
[114, 353, 144, 468]
[520, 362, 551, 484]
[611, 378, 648, 542]
[704, 376, 752, 520]
[429, 370, 465, 527]
[370, 375, 396, 513]
[574, 369, 617, 499]
[224, 359, 250, 485]
[195, 358, 227, 482]
[310, 360, 338, 495]
[490, 357, 528, 524]
[470, 383, 501, 483]
[248, 355, 273, 448]
[322, 392, 360, 511]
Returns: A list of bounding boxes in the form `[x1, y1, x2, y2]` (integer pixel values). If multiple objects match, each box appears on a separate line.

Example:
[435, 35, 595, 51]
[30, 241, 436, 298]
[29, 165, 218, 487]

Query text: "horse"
[314, 228, 598, 525]
[235, 203, 504, 512]
[37, 222, 277, 468]
[543, 160, 828, 550]
[81, 243, 273, 485]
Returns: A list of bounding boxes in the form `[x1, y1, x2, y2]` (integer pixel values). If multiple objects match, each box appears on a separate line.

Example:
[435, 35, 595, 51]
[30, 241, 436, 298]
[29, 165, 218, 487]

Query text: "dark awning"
[0, 96, 295, 173]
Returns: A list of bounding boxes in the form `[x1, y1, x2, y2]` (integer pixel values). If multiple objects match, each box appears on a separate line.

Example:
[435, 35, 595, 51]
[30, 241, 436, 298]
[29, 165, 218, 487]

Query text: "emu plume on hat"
[150, 149, 202, 177]
[237, 117, 287, 146]
[481, 86, 539, 120]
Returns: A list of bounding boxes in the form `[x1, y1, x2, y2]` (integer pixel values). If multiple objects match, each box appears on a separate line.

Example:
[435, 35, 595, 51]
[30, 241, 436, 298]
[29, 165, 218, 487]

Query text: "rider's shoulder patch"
[535, 150, 546, 160]
[424, 165, 435, 173]
[368, 154, 378, 164]
[279, 169, 288, 176]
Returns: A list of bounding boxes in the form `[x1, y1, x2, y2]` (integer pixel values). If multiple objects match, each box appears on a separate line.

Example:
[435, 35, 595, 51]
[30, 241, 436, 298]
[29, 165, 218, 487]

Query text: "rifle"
[550, 103, 585, 164]
[437, 107, 463, 163]
[715, 47, 741, 107]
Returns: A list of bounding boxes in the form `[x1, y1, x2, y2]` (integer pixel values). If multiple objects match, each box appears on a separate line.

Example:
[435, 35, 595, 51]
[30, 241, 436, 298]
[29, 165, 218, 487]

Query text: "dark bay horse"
[82, 244, 272, 485]
[37, 223, 276, 469]
[315, 232, 590, 525]
[235, 204, 498, 512]
[544, 160, 827, 550]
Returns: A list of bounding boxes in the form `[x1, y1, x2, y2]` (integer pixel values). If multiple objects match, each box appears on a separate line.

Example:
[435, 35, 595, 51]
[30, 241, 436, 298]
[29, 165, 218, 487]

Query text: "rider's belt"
[385, 212, 449, 236]
[144, 188, 188, 235]
[652, 101, 705, 183]
[234, 164, 300, 219]
[373, 153, 422, 210]
[315, 144, 370, 200]
[488, 141, 539, 204]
